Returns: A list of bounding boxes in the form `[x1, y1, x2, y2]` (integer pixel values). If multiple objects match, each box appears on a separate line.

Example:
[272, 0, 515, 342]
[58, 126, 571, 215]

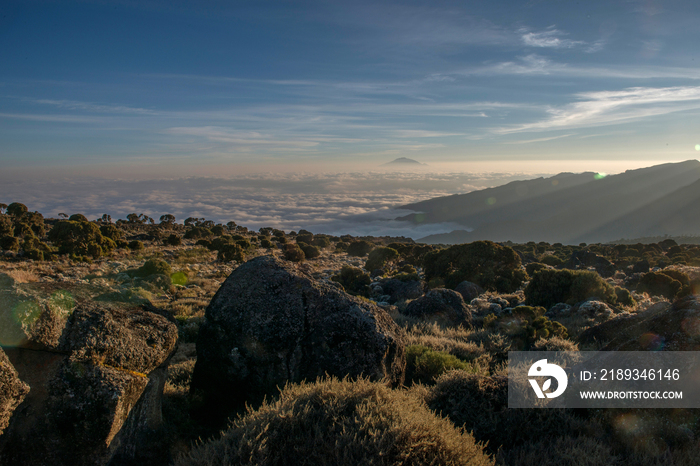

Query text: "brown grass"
[176, 376, 494, 466]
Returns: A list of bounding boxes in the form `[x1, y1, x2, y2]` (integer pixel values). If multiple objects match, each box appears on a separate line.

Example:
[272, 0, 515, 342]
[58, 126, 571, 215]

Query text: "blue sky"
[2, 0, 700, 178]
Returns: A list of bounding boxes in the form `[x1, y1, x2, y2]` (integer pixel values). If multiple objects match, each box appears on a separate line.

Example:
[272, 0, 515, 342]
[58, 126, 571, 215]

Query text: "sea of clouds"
[1, 171, 545, 239]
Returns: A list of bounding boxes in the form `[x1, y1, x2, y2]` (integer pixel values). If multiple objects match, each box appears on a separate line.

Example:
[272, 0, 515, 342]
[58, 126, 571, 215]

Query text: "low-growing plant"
[364, 246, 399, 272]
[346, 240, 374, 257]
[405, 344, 471, 385]
[175, 377, 494, 466]
[331, 265, 370, 296]
[525, 269, 616, 309]
[283, 243, 305, 262]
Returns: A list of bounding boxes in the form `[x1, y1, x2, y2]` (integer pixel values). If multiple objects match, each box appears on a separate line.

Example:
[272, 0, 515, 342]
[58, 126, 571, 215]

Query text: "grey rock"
[403, 288, 471, 325]
[546, 303, 572, 318]
[191, 256, 406, 416]
[0, 348, 29, 436]
[0, 303, 177, 466]
[376, 277, 423, 304]
[454, 281, 485, 302]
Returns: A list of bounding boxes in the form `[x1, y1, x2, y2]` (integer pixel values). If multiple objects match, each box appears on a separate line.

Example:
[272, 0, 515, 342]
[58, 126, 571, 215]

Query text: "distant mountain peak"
[382, 157, 426, 166]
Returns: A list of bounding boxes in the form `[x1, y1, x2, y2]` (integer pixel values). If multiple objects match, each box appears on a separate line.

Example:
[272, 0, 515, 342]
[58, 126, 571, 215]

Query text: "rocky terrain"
[2, 203, 700, 465]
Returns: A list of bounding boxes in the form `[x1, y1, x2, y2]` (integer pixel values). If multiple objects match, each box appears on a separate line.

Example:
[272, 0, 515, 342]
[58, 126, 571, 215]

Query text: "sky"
[1, 0, 700, 179]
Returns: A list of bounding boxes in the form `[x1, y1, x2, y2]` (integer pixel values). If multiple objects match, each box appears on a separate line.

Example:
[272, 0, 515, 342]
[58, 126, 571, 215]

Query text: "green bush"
[364, 246, 399, 271]
[6, 202, 28, 218]
[346, 240, 374, 257]
[129, 258, 172, 278]
[331, 265, 370, 296]
[405, 345, 470, 385]
[540, 255, 564, 267]
[614, 286, 636, 307]
[260, 238, 273, 248]
[312, 236, 331, 249]
[0, 216, 13, 237]
[176, 377, 493, 466]
[526, 262, 548, 276]
[637, 271, 682, 300]
[183, 227, 212, 239]
[165, 234, 182, 246]
[47, 220, 115, 259]
[0, 235, 20, 251]
[128, 240, 145, 250]
[298, 242, 321, 259]
[423, 241, 527, 293]
[525, 269, 616, 309]
[68, 213, 89, 222]
[283, 243, 305, 262]
[99, 224, 124, 241]
[217, 243, 245, 262]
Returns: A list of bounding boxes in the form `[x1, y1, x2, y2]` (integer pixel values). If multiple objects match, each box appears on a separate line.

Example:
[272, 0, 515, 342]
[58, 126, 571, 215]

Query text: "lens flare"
[639, 332, 664, 351]
[594, 173, 607, 180]
[171, 271, 189, 286]
[695, 144, 700, 151]
[486, 197, 497, 205]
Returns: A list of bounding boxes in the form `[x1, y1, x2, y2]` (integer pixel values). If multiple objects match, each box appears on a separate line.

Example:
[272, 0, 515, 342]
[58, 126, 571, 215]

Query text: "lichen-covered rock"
[0, 304, 177, 466]
[191, 256, 406, 415]
[377, 277, 423, 304]
[403, 288, 471, 325]
[454, 280, 485, 302]
[0, 285, 71, 350]
[60, 303, 178, 374]
[0, 348, 29, 436]
[574, 300, 615, 319]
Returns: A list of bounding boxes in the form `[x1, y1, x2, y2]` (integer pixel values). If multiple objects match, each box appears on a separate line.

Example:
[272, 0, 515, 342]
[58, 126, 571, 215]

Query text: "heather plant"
[184, 227, 213, 239]
[405, 345, 471, 385]
[217, 243, 245, 262]
[364, 246, 399, 272]
[47, 219, 116, 259]
[636, 271, 683, 300]
[128, 240, 145, 250]
[423, 241, 526, 293]
[6, 202, 28, 218]
[346, 240, 374, 257]
[283, 243, 305, 262]
[176, 377, 494, 466]
[165, 234, 182, 246]
[0, 235, 20, 251]
[297, 242, 321, 259]
[99, 224, 124, 241]
[525, 269, 616, 310]
[312, 235, 331, 249]
[331, 265, 371, 296]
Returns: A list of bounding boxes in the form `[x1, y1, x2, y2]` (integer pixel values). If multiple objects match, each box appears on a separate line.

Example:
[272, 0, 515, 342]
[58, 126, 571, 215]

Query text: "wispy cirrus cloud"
[495, 86, 700, 133]
[502, 134, 573, 144]
[519, 27, 584, 49]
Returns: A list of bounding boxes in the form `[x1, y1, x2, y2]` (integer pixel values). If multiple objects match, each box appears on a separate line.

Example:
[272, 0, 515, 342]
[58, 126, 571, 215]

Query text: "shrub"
[424, 371, 590, 455]
[99, 224, 124, 241]
[331, 266, 371, 296]
[47, 220, 115, 259]
[312, 236, 331, 249]
[540, 255, 564, 267]
[0, 216, 13, 237]
[68, 213, 88, 222]
[176, 377, 493, 466]
[298, 242, 321, 259]
[614, 286, 636, 307]
[637, 271, 682, 300]
[525, 269, 616, 310]
[423, 241, 527, 293]
[165, 234, 182, 246]
[283, 243, 305, 262]
[131, 258, 172, 278]
[259, 239, 273, 248]
[217, 243, 245, 262]
[335, 241, 349, 252]
[296, 233, 314, 245]
[211, 225, 226, 236]
[346, 240, 374, 257]
[0, 235, 20, 251]
[364, 246, 399, 272]
[183, 227, 212, 239]
[531, 336, 579, 352]
[128, 240, 145, 250]
[526, 262, 548, 276]
[405, 345, 470, 385]
[6, 202, 28, 218]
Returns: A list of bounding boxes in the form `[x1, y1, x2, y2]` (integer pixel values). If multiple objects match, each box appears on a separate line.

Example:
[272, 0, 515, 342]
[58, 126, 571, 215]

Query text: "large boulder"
[454, 280, 485, 302]
[191, 256, 406, 415]
[0, 348, 29, 436]
[0, 303, 178, 466]
[403, 288, 471, 325]
[0, 278, 72, 350]
[377, 277, 423, 303]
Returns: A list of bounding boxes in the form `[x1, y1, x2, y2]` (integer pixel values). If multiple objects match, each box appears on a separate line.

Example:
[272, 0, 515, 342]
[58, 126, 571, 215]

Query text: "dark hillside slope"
[410, 160, 700, 244]
[579, 178, 700, 243]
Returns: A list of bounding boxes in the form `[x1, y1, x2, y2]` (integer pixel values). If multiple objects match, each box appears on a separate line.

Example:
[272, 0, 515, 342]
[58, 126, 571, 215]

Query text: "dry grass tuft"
[176, 376, 494, 466]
